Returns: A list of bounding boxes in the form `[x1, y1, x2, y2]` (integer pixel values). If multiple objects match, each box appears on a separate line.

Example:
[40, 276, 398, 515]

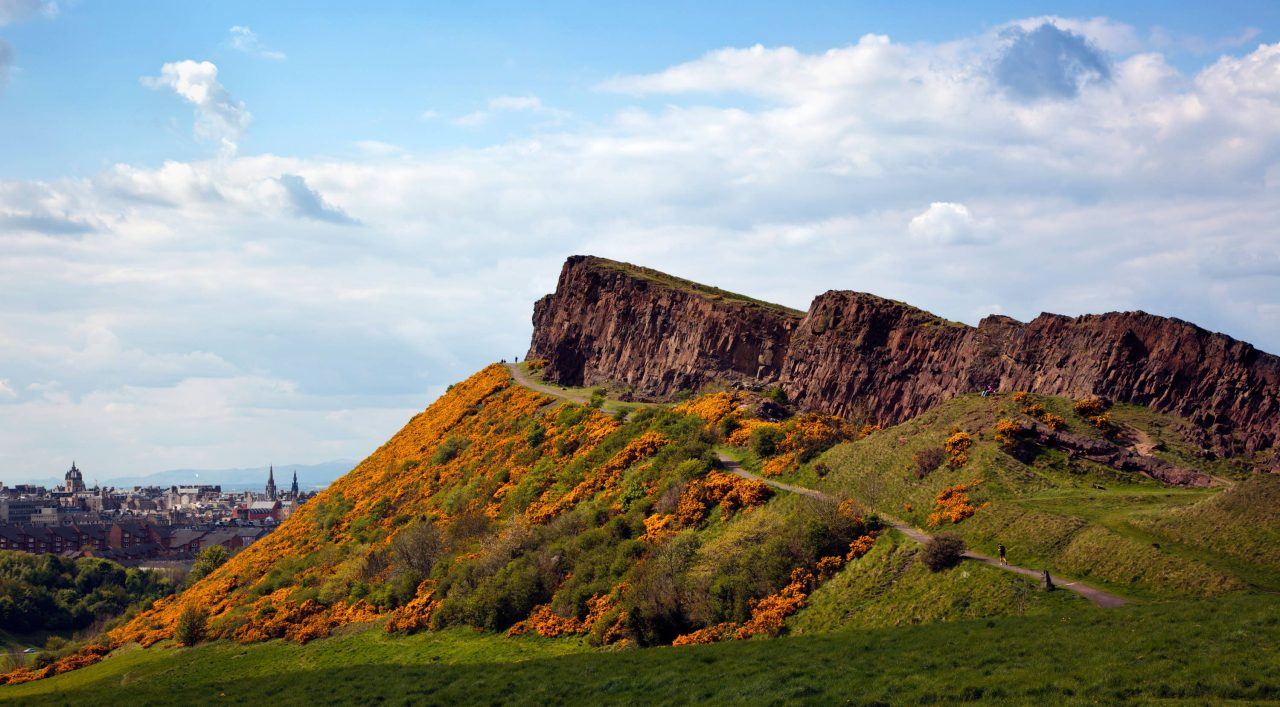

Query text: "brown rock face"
[528, 256, 1280, 457]
[528, 256, 801, 397]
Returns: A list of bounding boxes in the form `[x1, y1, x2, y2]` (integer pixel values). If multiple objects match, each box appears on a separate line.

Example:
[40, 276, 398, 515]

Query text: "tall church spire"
[265, 465, 278, 501]
[290, 470, 299, 498]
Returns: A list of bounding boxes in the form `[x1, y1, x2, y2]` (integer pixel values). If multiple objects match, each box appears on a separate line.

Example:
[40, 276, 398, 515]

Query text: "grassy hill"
[3, 368, 1277, 702]
[794, 392, 1274, 598]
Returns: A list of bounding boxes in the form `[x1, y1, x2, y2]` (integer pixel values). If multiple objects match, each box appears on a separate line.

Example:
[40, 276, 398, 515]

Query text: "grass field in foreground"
[4, 593, 1277, 705]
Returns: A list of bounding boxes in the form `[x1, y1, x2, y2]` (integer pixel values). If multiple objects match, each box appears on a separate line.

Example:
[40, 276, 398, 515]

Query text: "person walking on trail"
[998, 543, 1008, 566]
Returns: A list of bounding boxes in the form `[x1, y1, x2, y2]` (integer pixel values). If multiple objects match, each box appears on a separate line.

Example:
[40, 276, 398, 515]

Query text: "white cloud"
[0, 378, 15, 398]
[228, 25, 286, 60]
[0, 0, 56, 26]
[454, 94, 567, 126]
[142, 60, 251, 155]
[4, 19, 1280, 474]
[908, 202, 991, 245]
[354, 140, 403, 157]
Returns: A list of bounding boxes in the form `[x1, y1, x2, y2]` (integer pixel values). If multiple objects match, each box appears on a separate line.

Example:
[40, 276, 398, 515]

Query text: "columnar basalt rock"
[528, 256, 1280, 458]
[528, 256, 802, 398]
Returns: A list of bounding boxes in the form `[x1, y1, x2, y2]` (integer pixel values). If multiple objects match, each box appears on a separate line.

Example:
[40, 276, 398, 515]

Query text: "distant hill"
[4, 461, 354, 491]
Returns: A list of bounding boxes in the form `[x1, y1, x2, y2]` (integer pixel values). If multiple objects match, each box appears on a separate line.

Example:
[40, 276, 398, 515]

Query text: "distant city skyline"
[1, 459, 352, 490]
[2, 1, 1279, 472]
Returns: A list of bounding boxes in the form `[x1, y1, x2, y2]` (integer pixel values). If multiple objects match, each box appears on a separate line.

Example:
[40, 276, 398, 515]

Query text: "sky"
[1, 1, 1279, 478]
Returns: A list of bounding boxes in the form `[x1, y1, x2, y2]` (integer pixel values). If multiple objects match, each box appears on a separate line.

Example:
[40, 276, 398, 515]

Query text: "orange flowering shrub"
[761, 453, 797, 477]
[858, 423, 882, 439]
[994, 418, 1026, 449]
[640, 513, 678, 543]
[672, 622, 737, 646]
[726, 532, 878, 641]
[1073, 395, 1109, 417]
[1089, 411, 1121, 440]
[527, 430, 669, 523]
[944, 431, 973, 468]
[673, 391, 744, 426]
[1040, 413, 1067, 430]
[927, 482, 982, 527]
[0, 643, 113, 686]
[675, 471, 773, 526]
[508, 604, 588, 638]
[735, 571, 809, 639]
[507, 590, 619, 639]
[1012, 391, 1068, 431]
[726, 419, 777, 447]
[845, 533, 877, 561]
[526, 358, 547, 373]
[385, 582, 439, 633]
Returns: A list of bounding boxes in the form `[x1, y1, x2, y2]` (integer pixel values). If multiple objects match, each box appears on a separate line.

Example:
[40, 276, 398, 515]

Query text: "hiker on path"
[998, 544, 1008, 566]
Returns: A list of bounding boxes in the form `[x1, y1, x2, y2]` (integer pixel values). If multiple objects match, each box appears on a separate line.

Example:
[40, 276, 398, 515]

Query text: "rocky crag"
[528, 256, 1280, 459]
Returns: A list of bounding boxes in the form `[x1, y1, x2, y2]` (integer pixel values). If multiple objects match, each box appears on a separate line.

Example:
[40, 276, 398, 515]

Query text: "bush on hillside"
[392, 518, 444, 576]
[174, 606, 208, 646]
[185, 545, 229, 587]
[920, 533, 966, 572]
[750, 425, 785, 458]
[432, 436, 469, 464]
[913, 447, 945, 479]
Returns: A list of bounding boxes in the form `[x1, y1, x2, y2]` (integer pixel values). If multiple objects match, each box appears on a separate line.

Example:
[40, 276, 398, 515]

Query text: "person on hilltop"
[998, 543, 1008, 566]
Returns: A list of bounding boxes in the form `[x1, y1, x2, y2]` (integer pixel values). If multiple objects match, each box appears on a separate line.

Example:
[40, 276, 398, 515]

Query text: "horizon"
[3, 1, 1280, 473]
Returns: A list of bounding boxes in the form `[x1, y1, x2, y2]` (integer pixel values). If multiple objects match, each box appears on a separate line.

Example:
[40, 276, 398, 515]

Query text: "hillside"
[4, 258, 1279, 701]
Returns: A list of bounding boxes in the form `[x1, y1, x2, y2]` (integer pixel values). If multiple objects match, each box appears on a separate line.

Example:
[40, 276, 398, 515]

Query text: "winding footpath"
[716, 454, 1126, 608]
[505, 363, 1127, 608]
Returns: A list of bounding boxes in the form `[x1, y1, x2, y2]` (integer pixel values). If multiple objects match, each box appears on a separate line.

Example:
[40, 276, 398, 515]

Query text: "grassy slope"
[803, 393, 1271, 598]
[5, 593, 1277, 705]
[586, 256, 806, 317]
[790, 532, 1083, 633]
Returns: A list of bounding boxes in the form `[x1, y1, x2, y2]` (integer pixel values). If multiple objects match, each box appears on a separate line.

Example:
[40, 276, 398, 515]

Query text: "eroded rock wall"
[528, 256, 1280, 456]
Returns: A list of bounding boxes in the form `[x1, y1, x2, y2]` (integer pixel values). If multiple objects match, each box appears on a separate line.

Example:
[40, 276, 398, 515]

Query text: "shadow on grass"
[8, 594, 1280, 706]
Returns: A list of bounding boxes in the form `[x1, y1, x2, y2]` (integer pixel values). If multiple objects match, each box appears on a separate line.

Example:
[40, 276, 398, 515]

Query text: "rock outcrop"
[528, 256, 1280, 457]
[528, 256, 801, 398]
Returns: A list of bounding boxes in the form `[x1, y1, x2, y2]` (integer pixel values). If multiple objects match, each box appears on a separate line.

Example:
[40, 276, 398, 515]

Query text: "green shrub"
[433, 436, 469, 464]
[921, 533, 966, 572]
[175, 606, 209, 646]
[750, 426, 785, 457]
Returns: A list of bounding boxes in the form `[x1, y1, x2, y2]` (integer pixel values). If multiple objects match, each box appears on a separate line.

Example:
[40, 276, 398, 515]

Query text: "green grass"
[6, 594, 1278, 705]
[791, 532, 1085, 633]
[809, 393, 1272, 599]
[585, 256, 806, 317]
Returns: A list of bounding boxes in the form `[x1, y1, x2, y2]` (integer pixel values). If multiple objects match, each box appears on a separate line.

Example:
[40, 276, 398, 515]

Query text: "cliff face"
[528, 256, 801, 398]
[528, 256, 1280, 456]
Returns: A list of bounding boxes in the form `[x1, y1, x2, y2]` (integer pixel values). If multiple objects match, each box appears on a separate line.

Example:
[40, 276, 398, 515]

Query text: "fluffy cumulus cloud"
[908, 203, 989, 245]
[142, 60, 251, 154]
[3, 17, 1280, 476]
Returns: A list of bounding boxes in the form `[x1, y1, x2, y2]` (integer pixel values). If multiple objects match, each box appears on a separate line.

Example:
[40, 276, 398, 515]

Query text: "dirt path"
[506, 363, 593, 405]
[503, 363, 1126, 608]
[716, 453, 1127, 608]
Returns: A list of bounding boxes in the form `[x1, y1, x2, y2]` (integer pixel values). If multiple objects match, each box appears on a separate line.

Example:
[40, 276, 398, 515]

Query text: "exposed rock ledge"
[528, 256, 1280, 459]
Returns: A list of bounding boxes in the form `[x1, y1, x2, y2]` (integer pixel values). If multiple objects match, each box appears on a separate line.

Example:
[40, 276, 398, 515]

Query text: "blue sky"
[1, 1, 1278, 478]
[5, 1, 1276, 177]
